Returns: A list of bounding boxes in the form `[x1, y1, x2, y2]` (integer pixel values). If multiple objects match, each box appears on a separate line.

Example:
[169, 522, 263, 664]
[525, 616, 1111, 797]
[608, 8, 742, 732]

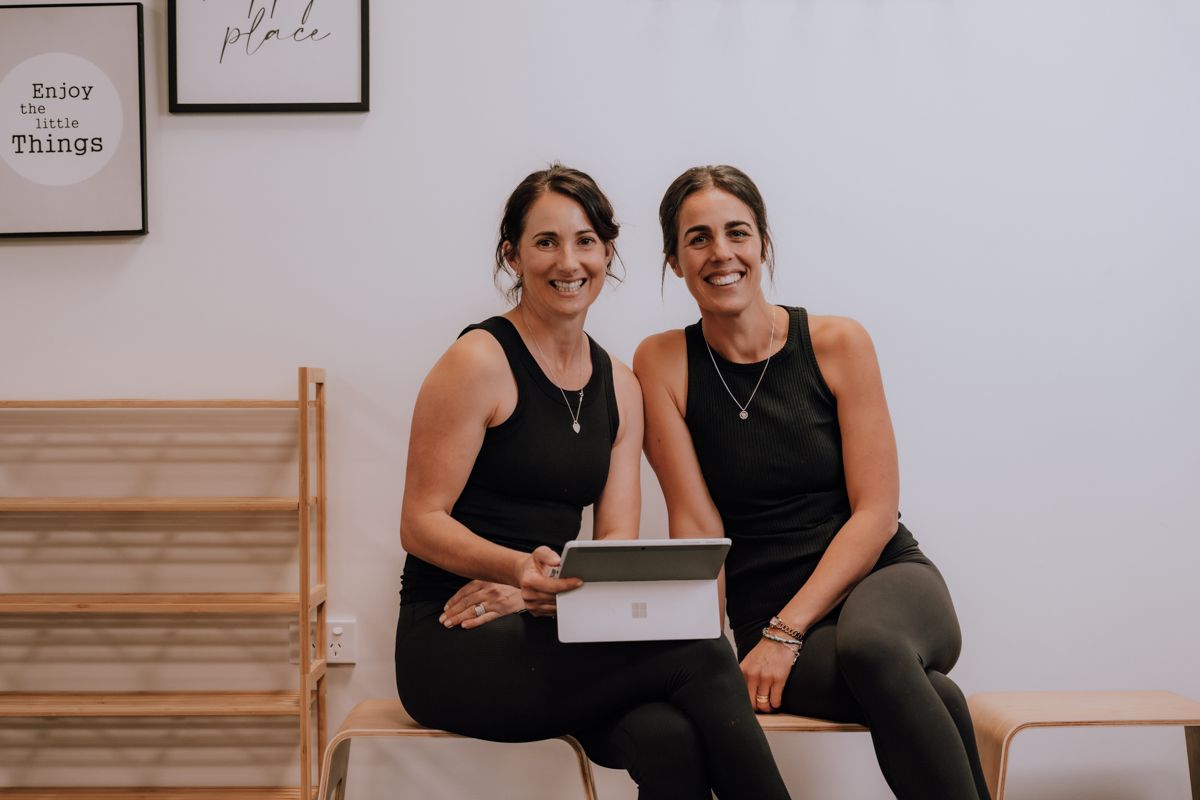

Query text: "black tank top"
[400, 316, 620, 604]
[684, 306, 918, 638]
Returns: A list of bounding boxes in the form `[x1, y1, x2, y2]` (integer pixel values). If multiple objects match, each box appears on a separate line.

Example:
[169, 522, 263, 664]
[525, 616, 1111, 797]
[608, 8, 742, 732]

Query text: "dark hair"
[658, 165, 773, 285]
[494, 164, 622, 304]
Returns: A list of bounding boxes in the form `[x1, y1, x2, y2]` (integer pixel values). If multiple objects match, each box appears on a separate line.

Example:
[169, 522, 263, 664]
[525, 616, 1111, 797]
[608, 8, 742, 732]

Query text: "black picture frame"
[0, 2, 148, 238]
[168, 0, 369, 113]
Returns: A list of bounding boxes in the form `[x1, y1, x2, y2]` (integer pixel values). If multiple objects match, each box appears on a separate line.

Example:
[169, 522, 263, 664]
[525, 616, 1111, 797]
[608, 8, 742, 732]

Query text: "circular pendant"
[739, 410, 749, 420]
[572, 422, 581, 434]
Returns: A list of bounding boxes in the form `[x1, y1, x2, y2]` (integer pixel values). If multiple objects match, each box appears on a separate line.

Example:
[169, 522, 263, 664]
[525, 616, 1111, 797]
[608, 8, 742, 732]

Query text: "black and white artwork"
[168, 0, 369, 113]
[0, 3, 147, 237]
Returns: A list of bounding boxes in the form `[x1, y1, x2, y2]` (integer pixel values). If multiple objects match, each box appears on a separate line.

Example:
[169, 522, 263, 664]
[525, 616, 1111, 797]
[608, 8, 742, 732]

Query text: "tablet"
[554, 537, 731, 642]
[556, 537, 730, 582]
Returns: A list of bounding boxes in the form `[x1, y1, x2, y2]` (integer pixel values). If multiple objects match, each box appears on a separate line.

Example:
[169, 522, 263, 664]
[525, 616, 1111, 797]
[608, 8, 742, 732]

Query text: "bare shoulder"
[609, 355, 643, 401]
[444, 328, 507, 371]
[809, 314, 875, 360]
[633, 329, 687, 381]
[808, 315, 880, 395]
[608, 356, 645, 442]
[424, 328, 510, 396]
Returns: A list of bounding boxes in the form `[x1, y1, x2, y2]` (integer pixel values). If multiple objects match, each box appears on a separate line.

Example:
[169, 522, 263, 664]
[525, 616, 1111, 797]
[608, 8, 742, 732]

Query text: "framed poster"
[168, 0, 369, 113]
[0, 3, 148, 238]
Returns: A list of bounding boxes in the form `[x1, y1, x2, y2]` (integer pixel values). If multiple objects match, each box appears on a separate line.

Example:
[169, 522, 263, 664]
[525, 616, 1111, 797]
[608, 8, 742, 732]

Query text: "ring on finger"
[755, 694, 770, 703]
[473, 603, 486, 617]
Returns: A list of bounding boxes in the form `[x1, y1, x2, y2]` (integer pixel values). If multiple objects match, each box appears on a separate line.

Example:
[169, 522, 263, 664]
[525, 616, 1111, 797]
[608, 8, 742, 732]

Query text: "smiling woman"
[635, 164, 993, 800]
[493, 168, 622, 306]
[393, 164, 792, 800]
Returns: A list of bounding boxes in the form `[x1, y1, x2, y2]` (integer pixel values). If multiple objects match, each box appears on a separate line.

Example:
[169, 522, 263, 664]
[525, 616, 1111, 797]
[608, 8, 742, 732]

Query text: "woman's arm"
[634, 332, 730, 627]
[400, 330, 580, 622]
[741, 316, 901, 711]
[637, 320, 902, 712]
[771, 316, 900, 635]
[442, 354, 639, 626]
[590, 358, 644, 541]
[633, 331, 726, 539]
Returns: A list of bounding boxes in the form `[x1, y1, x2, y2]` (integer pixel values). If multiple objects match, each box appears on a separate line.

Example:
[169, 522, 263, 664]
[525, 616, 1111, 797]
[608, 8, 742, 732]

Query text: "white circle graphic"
[0, 52, 124, 187]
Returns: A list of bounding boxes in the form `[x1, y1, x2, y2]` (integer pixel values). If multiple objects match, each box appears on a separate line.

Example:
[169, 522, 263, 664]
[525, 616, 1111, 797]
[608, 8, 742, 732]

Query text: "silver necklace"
[703, 306, 777, 421]
[521, 308, 585, 434]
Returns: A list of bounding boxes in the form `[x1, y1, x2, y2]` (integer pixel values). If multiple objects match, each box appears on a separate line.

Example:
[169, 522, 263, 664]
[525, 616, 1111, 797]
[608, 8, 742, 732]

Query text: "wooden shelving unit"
[0, 498, 303, 513]
[0, 594, 307, 615]
[0, 790, 306, 799]
[0, 692, 304, 718]
[0, 368, 327, 799]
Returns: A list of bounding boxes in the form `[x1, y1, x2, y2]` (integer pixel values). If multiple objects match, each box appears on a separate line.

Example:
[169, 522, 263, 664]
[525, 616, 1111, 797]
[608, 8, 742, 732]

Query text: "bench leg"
[1186, 725, 1199, 800]
[972, 725, 1011, 800]
[318, 737, 354, 800]
[559, 735, 599, 800]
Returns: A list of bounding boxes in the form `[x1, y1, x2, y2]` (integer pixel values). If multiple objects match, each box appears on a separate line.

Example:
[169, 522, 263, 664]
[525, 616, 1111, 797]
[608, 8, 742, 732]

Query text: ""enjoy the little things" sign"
[0, 3, 146, 237]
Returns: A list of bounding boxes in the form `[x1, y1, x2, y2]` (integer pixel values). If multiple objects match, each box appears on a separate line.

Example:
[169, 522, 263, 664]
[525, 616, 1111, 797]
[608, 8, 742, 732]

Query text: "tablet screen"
[557, 539, 729, 582]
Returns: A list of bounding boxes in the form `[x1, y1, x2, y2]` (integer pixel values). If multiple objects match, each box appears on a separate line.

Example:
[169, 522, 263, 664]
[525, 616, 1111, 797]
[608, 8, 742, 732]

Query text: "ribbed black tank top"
[684, 306, 918, 643]
[400, 316, 620, 604]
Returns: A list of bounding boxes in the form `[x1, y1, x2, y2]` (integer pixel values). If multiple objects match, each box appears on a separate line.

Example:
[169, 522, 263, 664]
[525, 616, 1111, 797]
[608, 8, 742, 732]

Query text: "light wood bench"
[758, 712, 869, 736]
[319, 693, 1200, 798]
[967, 691, 1200, 799]
[316, 698, 597, 800]
[315, 700, 865, 799]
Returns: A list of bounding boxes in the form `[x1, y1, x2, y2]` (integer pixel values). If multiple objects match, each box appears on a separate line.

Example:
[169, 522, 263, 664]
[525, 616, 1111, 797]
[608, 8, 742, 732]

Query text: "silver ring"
[473, 603, 486, 617]
[755, 694, 769, 703]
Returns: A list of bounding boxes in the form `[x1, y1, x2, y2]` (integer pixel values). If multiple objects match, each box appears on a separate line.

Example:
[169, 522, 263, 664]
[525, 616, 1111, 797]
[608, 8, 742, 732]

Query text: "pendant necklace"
[521, 307, 585, 434]
[704, 305, 777, 422]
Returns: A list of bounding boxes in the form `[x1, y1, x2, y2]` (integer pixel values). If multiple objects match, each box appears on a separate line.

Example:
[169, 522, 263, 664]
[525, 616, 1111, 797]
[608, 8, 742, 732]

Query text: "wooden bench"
[319, 693, 1200, 798]
[967, 691, 1200, 799]
[316, 698, 597, 800]
[315, 699, 866, 799]
[758, 712, 868, 737]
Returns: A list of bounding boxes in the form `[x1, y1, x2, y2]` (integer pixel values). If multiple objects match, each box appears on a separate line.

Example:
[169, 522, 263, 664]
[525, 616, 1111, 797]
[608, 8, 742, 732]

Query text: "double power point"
[289, 619, 357, 665]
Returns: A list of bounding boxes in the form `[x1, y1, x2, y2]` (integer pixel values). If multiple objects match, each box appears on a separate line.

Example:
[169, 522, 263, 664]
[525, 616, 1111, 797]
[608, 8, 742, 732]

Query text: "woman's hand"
[740, 637, 796, 713]
[518, 545, 583, 617]
[439, 581, 524, 629]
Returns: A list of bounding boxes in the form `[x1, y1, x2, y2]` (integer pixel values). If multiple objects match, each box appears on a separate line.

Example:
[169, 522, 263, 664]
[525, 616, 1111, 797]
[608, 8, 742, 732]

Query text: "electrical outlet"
[326, 619, 356, 664]
[288, 618, 357, 665]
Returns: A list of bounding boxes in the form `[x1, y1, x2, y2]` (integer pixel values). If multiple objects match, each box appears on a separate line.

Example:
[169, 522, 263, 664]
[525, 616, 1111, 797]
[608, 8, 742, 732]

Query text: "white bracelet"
[760, 628, 802, 664]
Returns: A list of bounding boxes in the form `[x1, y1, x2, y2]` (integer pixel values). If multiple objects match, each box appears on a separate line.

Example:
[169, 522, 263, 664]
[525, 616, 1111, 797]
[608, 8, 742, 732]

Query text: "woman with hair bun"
[396, 164, 790, 800]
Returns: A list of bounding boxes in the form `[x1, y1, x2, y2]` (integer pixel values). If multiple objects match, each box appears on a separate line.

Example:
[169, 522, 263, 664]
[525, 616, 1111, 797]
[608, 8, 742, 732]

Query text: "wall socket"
[288, 619, 357, 665]
[326, 620, 356, 663]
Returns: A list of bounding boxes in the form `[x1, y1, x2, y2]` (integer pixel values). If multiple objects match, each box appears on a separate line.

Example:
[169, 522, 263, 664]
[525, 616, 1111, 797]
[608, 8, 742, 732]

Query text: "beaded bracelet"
[760, 627, 803, 664]
[761, 629, 801, 646]
[769, 615, 805, 642]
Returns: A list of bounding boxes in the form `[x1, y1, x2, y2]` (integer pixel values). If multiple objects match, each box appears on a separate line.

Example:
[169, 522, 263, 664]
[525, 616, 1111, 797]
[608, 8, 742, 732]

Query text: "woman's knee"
[834, 622, 916, 689]
[843, 562, 964, 670]
[927, 670, 970, 718]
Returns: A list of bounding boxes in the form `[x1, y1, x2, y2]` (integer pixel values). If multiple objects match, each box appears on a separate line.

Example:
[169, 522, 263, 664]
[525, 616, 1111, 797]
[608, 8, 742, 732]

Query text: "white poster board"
[0, 3, 147, 237]
[168, 0, 369, 112]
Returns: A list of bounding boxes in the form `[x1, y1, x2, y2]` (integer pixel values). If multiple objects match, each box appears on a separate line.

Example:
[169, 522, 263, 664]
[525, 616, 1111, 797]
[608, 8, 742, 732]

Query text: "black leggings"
[395, 600, 790, 800]
[746, 561, 990, 800]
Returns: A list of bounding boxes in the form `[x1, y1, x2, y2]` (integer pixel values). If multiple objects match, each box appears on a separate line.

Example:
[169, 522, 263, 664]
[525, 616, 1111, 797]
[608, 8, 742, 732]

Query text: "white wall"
[2, 0, 1198, 797]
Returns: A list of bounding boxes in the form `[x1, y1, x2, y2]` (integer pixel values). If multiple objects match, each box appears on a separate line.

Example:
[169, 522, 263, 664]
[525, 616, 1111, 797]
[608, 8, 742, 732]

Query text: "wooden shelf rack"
[0, 789, 307, 799]
[0, 498, 303, 513]
[0, 367, 328, 799]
